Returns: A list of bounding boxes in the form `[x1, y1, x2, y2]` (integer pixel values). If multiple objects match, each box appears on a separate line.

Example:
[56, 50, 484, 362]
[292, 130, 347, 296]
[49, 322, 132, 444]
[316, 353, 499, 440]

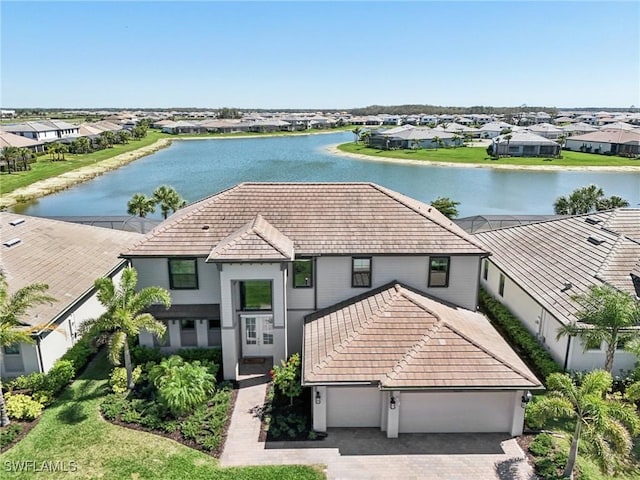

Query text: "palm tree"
[410, 138, 422, 150]
[502, 134, 513, 156]
[1, 146, 18, 173]
[597, 195, 630, 210]
[431, 136, 442, 150]
[46, 143, 58, 161]
[99, 131, 116, 148]
[57, 143, 68, 161]
[556, 285, 640, 373]
[127, 193, 156, 218]
[528, 371, 640, 478]
[85, 267, 170, 390]
[557, 133, 567, 157]
[352, 127, 362, 144]
[360, 131, 371, 146]
[553, 184, 605, 215]
[116, 130, 131, 144]
[153, 185, 187, 220]
[0, 275, 55, 426]
[17, 148, 33, 171]
[451, 134, 462, 148]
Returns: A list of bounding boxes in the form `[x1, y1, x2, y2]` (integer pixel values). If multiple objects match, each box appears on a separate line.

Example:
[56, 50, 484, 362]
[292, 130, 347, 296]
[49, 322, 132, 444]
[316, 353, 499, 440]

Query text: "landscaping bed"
[257, 383, 315, 442]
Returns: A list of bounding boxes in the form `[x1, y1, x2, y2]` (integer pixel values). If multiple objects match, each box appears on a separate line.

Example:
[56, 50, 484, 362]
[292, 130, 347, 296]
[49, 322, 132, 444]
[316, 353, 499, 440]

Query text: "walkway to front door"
[221, 383, 535, 480]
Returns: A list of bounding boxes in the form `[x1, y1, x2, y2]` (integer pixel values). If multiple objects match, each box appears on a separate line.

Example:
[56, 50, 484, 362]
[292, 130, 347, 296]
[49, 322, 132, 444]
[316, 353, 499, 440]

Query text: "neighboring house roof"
[2, 122, 57, 133]
[0, 131, 41, 148]
[207, 214, 295, 262]
[303, 282, 542, 390]
[474, 210, 640, 325]
[455, 215, 565, 234]
[0, 213, 143, 329]
[527, 123, 563, 134]
[561, 122, 598, 133]
[124, 183, 488, 258]
[493, 131, 559, 145]
[567, 129, 640, 145]
[600, 122, 635, 131]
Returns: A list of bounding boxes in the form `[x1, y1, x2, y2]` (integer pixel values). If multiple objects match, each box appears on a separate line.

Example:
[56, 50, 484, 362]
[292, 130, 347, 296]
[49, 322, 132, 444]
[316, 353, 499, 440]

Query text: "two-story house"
[124, 183, 542, 437]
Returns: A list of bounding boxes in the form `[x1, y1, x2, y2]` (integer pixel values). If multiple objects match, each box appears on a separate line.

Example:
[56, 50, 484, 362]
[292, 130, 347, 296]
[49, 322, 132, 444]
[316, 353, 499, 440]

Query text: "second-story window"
[293, 258, 313, 288]
[352, 257, 372, 288]
[168, 258, 198, 289]
[428, 257, 450, 288]
[240, 280, 273, 311]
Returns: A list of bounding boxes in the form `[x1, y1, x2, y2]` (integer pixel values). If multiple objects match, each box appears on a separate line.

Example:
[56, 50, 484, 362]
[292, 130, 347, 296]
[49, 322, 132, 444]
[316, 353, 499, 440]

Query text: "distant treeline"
[348, 104, 558, 116]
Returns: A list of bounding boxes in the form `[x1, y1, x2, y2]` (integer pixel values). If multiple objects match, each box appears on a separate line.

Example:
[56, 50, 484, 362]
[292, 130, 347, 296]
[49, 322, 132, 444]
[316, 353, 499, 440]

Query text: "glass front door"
[241, 315, 274, 357]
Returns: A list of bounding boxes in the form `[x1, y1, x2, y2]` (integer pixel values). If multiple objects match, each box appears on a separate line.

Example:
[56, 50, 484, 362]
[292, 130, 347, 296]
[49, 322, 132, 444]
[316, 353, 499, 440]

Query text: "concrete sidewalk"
[221, 382, 536, 479]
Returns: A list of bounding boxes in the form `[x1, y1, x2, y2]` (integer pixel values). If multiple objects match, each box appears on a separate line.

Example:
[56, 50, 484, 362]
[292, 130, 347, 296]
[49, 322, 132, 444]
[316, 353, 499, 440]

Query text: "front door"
[241, 315, 274, 357]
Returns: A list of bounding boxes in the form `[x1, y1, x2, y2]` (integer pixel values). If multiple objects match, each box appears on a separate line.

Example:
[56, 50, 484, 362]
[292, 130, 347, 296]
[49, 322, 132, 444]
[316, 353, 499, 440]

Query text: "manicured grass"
[0, 131, 169, 195]
[0, 351, 325, 479]
[337, 142, 640, 168]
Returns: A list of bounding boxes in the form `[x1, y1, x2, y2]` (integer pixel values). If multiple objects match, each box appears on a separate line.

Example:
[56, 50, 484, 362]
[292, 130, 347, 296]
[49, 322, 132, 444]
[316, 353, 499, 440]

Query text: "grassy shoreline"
[334, 142, 640, 170]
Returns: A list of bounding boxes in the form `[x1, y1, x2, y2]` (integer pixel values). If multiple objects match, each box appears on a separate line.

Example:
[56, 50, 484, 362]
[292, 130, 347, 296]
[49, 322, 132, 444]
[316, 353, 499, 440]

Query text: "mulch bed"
[0, 417, 41, 453]
[101, 387, 238, 458]
[256, 384, 315, 443]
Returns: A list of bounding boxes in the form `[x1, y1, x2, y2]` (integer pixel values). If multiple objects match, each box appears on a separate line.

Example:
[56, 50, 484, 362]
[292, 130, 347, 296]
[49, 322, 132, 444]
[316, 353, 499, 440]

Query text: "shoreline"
[326, 145, 640, 172]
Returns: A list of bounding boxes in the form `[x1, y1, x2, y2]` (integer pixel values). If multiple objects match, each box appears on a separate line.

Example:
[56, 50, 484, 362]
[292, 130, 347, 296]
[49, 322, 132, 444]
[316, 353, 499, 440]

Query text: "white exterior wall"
[567, 337, 637, 373]
[398, 391, 516, 433]
[565, 139, 612, 153]
[131, 257, 221, 304]
[316, 255, 480, 311]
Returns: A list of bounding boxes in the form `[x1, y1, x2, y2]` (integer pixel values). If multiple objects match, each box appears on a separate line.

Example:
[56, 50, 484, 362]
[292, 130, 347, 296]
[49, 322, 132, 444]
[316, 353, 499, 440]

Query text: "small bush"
[109, 366, 142, 394]
[6, 372, 48, 394]
[130, 345, 163, 365]
[60, 334, 96, 372]
[529, 432, 554, 456]
[0, 423, 23, 449]
[272, 353, 302, 406]
[175, 347, 222, 367]
[46, 360, 75, 394]
[100, 394, 132, 420]
[5, 394, 44, 421]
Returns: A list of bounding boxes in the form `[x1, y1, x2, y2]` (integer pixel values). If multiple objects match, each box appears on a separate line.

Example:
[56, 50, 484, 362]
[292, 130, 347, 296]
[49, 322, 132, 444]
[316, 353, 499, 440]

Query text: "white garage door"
[399, 391, 515, 433]
[327, 387, 381, 427]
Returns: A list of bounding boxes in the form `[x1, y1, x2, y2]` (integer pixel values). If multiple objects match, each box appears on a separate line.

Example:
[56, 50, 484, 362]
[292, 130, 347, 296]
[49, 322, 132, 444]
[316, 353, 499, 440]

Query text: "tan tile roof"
[474, 209, 640, 325]
[0, 131, 41, 148]
[601, 208, 640, 241]
[207, 214, 294, 262]
[124, 183, 488, 258]
[0, 213, 142, 329]
[303, 283, 542, 390]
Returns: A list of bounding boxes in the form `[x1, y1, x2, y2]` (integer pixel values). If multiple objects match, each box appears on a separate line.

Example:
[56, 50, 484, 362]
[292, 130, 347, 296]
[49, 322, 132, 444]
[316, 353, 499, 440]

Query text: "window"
[263, 317, 274, 345]
[293, 258, 313, 288]
[240, 280, 272, 311]
[583, 337, 602, 351]
[245, 317, 257, 344]
[168, 258, 198, 289]
[352, 257, 372, 287]
[3, 344, 20, 355]
[483, 260, 489, 281]
[428, 257, 450, 288]
[180, 319, 197, 347]
[180, 319, 195, 330]
[499, 274, 506, 297]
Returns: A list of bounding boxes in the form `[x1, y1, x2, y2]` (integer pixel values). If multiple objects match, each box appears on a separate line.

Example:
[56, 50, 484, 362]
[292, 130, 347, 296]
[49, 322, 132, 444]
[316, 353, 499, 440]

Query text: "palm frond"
[107, 331, 127, 366]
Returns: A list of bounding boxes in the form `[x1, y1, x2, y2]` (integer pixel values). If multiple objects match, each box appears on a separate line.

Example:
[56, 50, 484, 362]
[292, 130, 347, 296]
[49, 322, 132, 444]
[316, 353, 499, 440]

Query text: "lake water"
[15, 132, 640, 219]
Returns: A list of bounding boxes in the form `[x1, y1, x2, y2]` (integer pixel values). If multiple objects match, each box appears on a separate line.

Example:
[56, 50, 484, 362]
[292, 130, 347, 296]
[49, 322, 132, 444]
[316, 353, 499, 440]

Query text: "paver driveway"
[221, 383, 535, 479]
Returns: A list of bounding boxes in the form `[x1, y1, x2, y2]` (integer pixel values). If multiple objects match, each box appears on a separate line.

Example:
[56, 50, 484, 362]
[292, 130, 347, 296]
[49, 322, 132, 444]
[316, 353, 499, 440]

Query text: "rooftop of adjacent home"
[123, 182, 489, 258]
[473, 209, 640, 325]
[0, 213, 143, 328]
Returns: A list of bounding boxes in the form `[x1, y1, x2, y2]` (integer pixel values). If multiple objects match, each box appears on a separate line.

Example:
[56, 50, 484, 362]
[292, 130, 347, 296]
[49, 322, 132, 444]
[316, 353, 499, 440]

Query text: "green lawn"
[0, 351, 325, 480]
[338, 142, 640, 168]
[0, 131, 170, 195]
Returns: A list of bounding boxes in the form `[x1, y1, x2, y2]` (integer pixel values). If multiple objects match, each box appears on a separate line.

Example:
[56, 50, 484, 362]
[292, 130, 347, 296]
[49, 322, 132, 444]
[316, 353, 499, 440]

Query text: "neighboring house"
[368, 126, 458, 149]
[474, 210, 640, 373]
[561, 122, 598, 136]
[478, 122, 517, 138]
[0, 131, 45, 153]
[0, 213, 142, 377]
[123, 182, 543, 436]
[161, 120, 207, 134]
[2, 120, 79, 142]
[491, 132, 560, 157]
[527, 123, 564, 139]
[565, 129, 640, 156]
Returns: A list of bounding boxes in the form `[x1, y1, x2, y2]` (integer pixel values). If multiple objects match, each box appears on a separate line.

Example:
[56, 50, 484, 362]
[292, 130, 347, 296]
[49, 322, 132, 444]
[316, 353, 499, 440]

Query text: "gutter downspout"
[35, 335, 45, 373]
[563, 335, 572, 371]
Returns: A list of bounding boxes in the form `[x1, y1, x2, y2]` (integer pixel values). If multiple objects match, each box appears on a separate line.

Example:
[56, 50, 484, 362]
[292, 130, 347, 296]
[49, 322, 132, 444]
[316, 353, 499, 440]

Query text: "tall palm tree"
[556, 285, 640, 373]
[17, 148, 33, 171]
[431, 136, 442, 150]
[410, 138, 422, 150]
[451, 134, 462, 148]
[127, 193, 156, 218]
[86, 267, 170, 390]
[528, 371, 640, 478]
[46, 143, 58, 161]
[503, 134, 513, 156]
[153, 185, 187, 219]
[1, 146, 18, 173]
[0, 276, 55, 426]
[352, 127, 362, 144]
[597, 195, 630, 211]
[557, 133, 567, 157]
[554, 184, 605, 215]
[116, 130, 131, 144]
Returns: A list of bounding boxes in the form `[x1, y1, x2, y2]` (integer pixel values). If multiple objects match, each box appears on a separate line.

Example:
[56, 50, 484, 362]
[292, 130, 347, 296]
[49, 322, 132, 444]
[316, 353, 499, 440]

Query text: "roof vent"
[9, 218, 26, 226]
[3, 238, 21, 247]
[587, 236, 605, 245]
[585, 217, 601, 225]
[202, 225, 210, 230]
[560, 282, 573, 292]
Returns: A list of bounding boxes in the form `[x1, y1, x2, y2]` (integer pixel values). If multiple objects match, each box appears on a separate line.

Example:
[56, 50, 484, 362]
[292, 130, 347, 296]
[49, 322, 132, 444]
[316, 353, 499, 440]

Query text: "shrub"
[272, 353, 302, 406]
[109, 365, 142, 394]
[0, 424, 23, 449]
[60, 334, 96, 372]
[175, 348, 222, 367]
[100, 394, 131, 420]
[46, 360, 75, 394]
[529, 432, 554, 456]
[6, 372, 48, 393]
[130, 345, 163, 365]
[150, 356, 215, 416]
[479, 288, 561, 382]
[5, 394, 44, 421]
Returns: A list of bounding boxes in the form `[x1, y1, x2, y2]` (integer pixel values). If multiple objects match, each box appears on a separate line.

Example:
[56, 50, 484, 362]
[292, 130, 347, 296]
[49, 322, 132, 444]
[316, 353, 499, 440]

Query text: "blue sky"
[2, 1, 639, 109]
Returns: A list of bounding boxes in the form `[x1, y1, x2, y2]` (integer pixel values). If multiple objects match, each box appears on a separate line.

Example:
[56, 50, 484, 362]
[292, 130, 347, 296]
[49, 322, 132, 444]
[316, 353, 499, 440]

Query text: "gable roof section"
[303, 283, 542, 390]
[207, 214, 294, 262]
[0, 131, 41, 148]
[474, 210, 640, 325]
[124, 183, 488, 258]
[0, 213, 142, 329]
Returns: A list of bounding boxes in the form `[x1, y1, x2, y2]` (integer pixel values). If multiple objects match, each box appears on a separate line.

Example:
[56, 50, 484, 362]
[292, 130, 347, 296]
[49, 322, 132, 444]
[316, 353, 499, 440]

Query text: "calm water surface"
[16, 132, 640, 218]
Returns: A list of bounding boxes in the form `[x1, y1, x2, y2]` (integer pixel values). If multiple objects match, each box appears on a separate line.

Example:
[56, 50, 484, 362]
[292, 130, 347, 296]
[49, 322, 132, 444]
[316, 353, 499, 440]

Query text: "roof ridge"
[315, 287, 404, 372]
[250, 214, 294, 259]
[442, 320, 540, 386]
[370, 183, 488, 252]
[384, 320, 442, 382]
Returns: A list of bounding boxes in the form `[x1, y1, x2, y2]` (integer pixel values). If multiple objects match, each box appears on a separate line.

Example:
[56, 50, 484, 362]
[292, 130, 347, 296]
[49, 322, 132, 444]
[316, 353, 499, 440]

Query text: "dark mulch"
[0, 417, 41, 453]
[102, 387, 238, 458]
[256, 384, 314, 442]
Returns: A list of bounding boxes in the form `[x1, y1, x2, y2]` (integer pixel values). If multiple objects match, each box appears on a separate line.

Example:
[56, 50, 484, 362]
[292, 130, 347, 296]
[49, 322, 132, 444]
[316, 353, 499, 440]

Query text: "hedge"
[479, 288, 561, 383]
